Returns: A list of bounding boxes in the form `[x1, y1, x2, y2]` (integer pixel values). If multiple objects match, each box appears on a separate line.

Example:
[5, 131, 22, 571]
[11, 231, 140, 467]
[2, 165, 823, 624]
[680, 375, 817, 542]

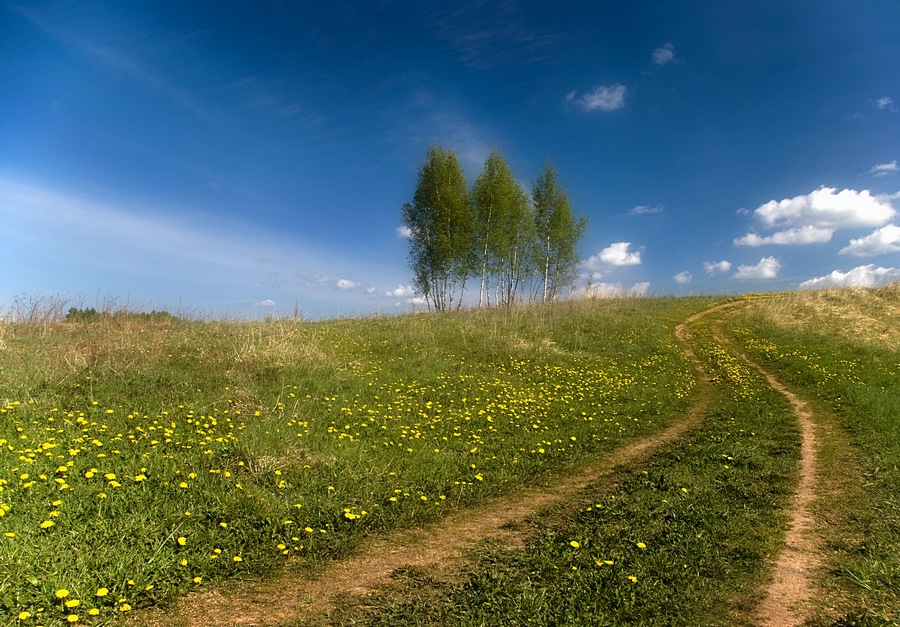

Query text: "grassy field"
[1, 298, 707, 626]
[1, 288, 898, 626]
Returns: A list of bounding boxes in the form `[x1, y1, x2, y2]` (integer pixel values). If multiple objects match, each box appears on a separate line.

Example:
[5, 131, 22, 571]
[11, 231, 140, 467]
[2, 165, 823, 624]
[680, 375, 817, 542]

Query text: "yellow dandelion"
[569, 540, 580, 548]
[96, 588, 109, 597]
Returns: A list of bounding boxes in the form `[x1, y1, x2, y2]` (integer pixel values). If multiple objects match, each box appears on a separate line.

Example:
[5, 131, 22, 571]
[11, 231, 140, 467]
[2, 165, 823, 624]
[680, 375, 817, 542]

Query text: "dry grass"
[750, 284, 900, 349]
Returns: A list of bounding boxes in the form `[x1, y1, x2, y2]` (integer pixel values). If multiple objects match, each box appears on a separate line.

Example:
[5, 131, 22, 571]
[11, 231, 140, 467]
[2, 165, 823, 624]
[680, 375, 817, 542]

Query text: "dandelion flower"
[636, 542, 647, 550]
[65, 599, 80, 608]
[233, 556, 243, 562]
[18, 611, 30, 620]
[569, 540, 580, 548]
[96, 588, 109, 597]
[177, 537, 187, 546]
[56, 589, 70, 598]
[627, 575, 638, 583]
[40, 520, 55, 529]
[67, 614, 79, 622]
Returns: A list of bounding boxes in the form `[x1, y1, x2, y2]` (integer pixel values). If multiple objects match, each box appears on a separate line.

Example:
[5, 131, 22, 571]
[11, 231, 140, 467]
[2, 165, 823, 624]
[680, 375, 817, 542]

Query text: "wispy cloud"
[566, 84, 628, 112]
[425, 2, 567, 70]
[10, 4, 222, 124]
[876, 96, 896, 111]
[734, 225, 834, 246]
[651, 42, 676, 65]
[869, 160, 898, 176]
[799, 264, 900, 289]
[839, 224, 900, 257]
[627, 204, 664, 216]
[733, 256, 781, 280]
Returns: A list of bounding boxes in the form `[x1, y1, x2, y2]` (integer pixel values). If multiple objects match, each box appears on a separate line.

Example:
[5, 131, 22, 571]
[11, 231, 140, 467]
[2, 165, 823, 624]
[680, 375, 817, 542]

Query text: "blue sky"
[2, 1, 899, 319]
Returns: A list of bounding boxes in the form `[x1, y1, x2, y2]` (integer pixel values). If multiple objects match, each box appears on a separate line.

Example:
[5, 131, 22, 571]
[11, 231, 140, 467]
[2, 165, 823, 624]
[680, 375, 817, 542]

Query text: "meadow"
[1, 288, 897, 626]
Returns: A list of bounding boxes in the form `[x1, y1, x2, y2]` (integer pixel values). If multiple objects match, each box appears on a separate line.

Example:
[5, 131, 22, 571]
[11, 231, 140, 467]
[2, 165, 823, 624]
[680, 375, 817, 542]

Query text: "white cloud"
[386, 284, 416, 298]
[839, 224, 900, 257]
[799, 264, 900, 289]
[256, 299, 275, 307]
[733, 256, 781, 280]
[651, 42, 675, 65]
[703, 260, 732, 274]
[627, 204, 664, 216]
[566, 84, 628, 112]
[869, 161, 898, 176]
[876, 96, 895, 110]
[336, 278, 359, 290]
[752, 187, 895, 230]
[581, 242, 642, 272]
[572, 281, 650, 299]
[734, 225, 834, 246]
[395, 225, 412, 238]
[674, 271, 692, 284]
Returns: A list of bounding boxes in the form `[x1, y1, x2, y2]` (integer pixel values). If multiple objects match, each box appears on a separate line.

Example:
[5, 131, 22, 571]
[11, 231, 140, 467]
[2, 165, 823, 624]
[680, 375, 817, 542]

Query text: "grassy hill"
[1, 289, 897, 625]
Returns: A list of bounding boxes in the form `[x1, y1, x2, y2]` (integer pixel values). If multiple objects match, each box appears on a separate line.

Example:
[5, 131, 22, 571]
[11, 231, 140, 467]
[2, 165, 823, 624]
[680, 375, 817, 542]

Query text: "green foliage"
[532, 163, 588, 302]
[472, 148, 535, 307]
[401, 149, 588, 310]
[402, 146, 474, 312]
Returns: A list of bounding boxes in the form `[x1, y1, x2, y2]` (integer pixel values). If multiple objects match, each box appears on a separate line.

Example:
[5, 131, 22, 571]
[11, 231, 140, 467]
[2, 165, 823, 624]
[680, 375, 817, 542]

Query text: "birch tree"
[532, 163, 588, 301]
[402, 146, 473, 311]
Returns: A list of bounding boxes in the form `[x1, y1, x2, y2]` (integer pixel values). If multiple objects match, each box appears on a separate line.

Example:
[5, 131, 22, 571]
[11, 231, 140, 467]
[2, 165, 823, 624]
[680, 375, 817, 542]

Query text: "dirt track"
[136, 302, 822, 626]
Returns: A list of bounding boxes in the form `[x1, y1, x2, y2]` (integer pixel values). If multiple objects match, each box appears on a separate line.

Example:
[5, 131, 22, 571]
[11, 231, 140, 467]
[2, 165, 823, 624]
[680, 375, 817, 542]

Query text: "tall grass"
[0, 297, 710, 626]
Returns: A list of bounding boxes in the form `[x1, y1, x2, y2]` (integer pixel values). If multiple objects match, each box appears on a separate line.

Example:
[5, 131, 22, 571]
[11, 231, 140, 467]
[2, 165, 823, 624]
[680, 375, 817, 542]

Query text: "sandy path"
[134, 314, 713, 627]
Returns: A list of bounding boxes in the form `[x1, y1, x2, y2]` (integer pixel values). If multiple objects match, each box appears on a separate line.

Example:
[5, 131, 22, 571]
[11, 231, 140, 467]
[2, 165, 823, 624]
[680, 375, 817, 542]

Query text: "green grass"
[4, 288, 898, 626]
[0, 298, 708, 626]
[327, 305, 802, 626]
[736, 292, 900, 624]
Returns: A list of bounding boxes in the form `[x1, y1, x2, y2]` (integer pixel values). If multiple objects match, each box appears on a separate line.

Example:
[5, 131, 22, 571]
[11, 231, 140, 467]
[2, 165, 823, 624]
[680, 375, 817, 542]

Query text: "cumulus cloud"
[581, 242, 642, 273]
[869, 161, 898, 176]
[651, 42, 675, 65]
[736, 187, 896, 247]
[386, 284, 416, 298]
[336, 278, 359, 290]
[734, 225, 834, 246]
[799, 264, 900, 289]
[733, 256, 781, 280]
[256, 299, 275, 307]
[674, 271, 692, 284]
[627, 204, 664, 216]
[839, 224, 900, 257]
[703, 260, 732, 274]
[566, 84, 628, 112]
[395, 225, 412, 238]
[573, 281, 650, 299]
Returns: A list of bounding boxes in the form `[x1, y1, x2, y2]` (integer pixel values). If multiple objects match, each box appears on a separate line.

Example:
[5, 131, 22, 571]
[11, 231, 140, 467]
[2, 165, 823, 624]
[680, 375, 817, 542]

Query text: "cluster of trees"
[402, 146, 588, 311]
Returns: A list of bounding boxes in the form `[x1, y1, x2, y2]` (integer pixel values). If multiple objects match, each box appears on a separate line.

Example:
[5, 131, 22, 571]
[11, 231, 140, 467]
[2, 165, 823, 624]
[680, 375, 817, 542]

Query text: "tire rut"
[701, 302, 822, 626]
[140, 314, 714, 627]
